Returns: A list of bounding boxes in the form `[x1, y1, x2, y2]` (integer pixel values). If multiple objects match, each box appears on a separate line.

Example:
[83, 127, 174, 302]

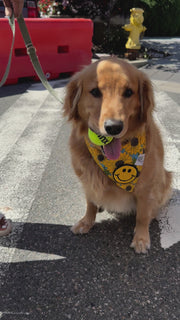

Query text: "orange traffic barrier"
[0, 18, 93, 85]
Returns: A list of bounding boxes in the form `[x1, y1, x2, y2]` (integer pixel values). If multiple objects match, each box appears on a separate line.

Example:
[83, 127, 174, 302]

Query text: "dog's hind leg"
[71, 200, 97, 234]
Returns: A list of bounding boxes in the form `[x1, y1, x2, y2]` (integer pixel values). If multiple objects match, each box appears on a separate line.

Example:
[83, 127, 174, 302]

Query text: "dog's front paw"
[130, 232, 150, 254]
[71, 219, 94, 234]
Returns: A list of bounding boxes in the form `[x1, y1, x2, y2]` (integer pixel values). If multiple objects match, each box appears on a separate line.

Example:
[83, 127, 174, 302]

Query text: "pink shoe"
[0, 213, 12, 236]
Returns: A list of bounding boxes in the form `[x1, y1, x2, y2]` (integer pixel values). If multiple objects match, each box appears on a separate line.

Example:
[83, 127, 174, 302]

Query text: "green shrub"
[134, 0, 180, 36]
[57, 1, 180, 44]
[100, 25, 128, 55]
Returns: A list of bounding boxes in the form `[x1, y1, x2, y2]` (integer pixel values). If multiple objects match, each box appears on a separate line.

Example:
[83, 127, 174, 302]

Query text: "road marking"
[0, 83, 50, 163]
[0, 82, 64, 222]
[0, 246, 65, 263]
[154, 90, 180, 249]
[0, 81, 65, 265]
[153, 80, 180, 94]
[0, 312, 30, 318]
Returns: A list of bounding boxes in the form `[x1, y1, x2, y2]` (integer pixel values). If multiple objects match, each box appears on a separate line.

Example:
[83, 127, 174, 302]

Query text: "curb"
[128, 59, 149, 68]
[92, 55, 149, 69]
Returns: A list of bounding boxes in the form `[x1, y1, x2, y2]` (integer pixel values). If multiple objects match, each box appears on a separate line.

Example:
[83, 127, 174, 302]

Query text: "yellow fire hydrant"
[122, 8, 146, 50]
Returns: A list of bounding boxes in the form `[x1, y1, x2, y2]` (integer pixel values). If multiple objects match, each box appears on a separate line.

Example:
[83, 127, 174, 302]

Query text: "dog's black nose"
[104, 119, 124, 136]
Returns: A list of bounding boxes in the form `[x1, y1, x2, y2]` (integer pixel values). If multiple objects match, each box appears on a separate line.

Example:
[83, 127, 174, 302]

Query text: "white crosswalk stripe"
[0, 247, 65, 263]
[0, 83, 50, 163]
[0, 81, 64, 222]
[0, 81, 66, 264]
[154, 89, 180, 249]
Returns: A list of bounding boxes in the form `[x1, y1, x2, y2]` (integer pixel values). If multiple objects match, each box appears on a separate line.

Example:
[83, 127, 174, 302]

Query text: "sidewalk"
[140, 38, 180, 97]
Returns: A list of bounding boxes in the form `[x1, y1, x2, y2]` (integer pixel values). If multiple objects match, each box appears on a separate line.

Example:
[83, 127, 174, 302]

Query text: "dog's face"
[64, 58, 154, 139]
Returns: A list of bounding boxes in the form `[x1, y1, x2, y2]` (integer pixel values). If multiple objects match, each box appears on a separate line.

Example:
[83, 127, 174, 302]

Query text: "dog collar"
[85, 133, 146, 192]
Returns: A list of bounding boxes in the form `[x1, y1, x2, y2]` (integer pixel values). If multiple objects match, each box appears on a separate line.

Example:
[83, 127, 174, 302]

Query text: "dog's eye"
[124, 88, 133, 98]
[90, 88, 102, 98]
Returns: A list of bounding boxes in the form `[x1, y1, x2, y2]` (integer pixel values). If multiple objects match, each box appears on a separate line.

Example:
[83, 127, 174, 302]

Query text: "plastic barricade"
[0, 18, 93, 85]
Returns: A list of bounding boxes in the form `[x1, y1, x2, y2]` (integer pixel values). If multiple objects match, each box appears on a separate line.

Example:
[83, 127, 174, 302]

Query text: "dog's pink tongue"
[103, 138, 121, 160]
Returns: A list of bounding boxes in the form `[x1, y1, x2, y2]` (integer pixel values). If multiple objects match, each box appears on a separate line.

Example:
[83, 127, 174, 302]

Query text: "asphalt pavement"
[0, 38, 179, 320]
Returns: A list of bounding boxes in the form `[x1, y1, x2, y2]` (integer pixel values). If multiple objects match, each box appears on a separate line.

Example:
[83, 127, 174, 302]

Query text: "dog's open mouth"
[88, 128, 122, 160]
[102, 138, 122, 160]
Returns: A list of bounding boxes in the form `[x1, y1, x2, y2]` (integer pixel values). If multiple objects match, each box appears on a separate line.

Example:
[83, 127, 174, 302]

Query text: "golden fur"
[63, 58, 172, 253]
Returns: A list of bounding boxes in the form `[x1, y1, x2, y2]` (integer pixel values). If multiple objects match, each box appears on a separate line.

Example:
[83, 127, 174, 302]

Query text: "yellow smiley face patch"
[113, 164, 138, 184]
[85, 132, 146, 192]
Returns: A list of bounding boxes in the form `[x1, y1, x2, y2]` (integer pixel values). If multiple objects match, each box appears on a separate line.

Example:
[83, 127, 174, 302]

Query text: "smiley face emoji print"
[113, 164, 138, 184]
[85, 133, 146, 192]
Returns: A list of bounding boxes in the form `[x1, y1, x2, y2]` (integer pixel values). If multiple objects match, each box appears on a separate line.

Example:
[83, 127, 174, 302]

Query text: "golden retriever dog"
[63, 58, 172, 253]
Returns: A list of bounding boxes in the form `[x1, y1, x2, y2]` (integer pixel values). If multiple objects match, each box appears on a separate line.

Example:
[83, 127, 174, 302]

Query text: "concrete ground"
[0, 38, 179, 320]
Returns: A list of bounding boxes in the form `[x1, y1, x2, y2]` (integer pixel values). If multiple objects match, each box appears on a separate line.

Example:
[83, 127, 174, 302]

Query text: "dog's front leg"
[71, 200, 97, 234]
[130, 196, 155, 253]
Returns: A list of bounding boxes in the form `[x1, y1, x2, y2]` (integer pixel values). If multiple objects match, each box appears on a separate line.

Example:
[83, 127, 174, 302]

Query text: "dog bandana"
[85, 133, 146, 192]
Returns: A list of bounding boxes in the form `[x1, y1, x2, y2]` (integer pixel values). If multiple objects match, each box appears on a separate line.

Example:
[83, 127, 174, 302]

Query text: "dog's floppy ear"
[138, 73, 154, 122]
[63, 72, 82, 121]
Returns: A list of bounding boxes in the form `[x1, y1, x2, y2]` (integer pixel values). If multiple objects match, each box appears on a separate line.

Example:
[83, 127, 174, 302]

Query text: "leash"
[0, 14, 62, 103]
[0, 15, 15, 87]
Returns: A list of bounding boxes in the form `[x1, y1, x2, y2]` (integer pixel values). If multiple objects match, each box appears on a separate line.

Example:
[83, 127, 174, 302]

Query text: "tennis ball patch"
[88, 128, 113, 146]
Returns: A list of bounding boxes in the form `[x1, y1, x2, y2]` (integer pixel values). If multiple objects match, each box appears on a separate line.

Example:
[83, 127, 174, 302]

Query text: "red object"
[27, 1, 39, 18]
[0, 18, 93, 85]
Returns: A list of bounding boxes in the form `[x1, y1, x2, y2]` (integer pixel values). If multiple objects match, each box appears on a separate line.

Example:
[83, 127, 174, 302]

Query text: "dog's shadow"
[0, 215, 179, 320]
[0, 213, 160, 259]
